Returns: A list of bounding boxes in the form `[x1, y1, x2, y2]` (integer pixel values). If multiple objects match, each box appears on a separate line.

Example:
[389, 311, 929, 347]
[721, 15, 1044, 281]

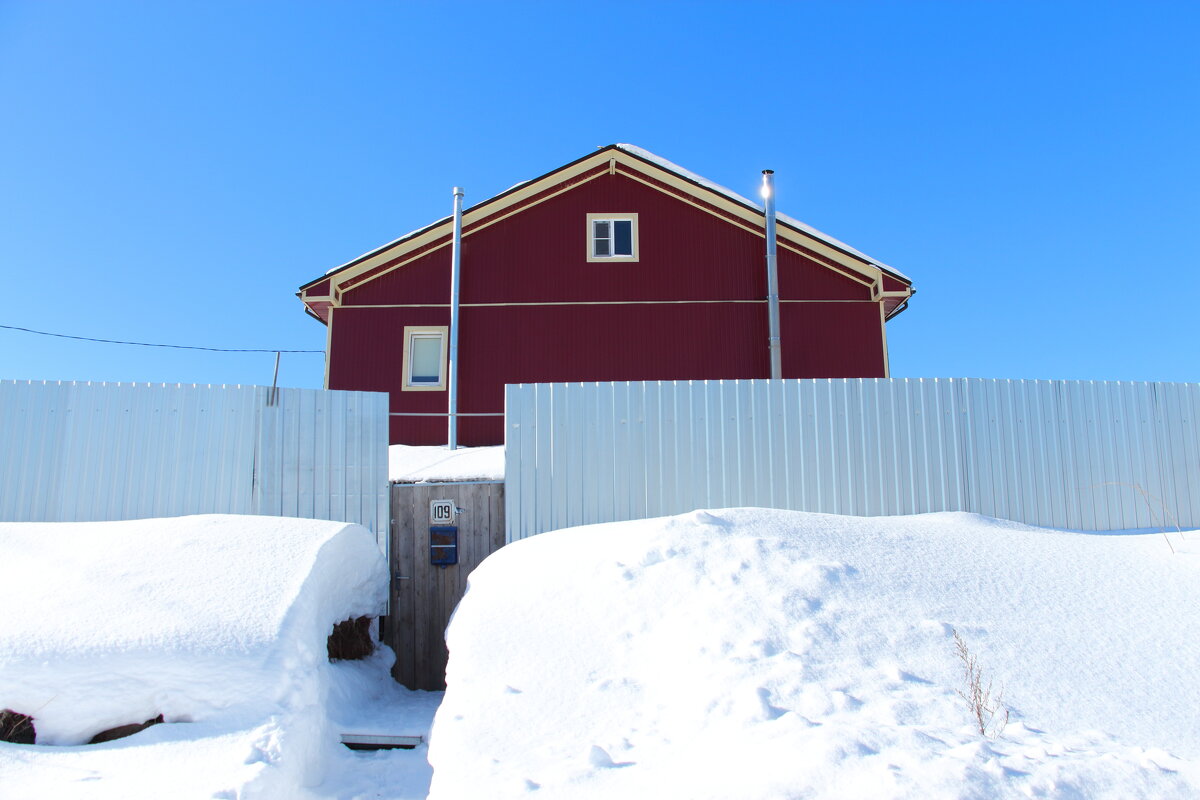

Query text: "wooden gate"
[388, 481, 505, 690]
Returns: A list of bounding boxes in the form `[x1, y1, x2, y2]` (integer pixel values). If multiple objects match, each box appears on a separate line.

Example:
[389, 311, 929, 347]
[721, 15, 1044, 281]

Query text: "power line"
[0, 324, 323, 354]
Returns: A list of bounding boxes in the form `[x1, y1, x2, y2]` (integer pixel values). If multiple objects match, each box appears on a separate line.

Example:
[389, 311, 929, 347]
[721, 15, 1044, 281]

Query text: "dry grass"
[1094, 481, 1183, 554]
[952, 629, 1009, 738]
[327, 616, 375, 661]
[0, 709, 35, 745]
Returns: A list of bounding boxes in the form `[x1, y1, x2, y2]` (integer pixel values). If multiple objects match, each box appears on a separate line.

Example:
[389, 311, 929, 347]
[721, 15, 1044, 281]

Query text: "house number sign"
[430, 499, 456, 525]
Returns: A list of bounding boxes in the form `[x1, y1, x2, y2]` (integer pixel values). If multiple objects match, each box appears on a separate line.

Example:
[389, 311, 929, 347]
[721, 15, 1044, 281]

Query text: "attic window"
[402, 326, 448, 391]
[587, 213, 639, 262]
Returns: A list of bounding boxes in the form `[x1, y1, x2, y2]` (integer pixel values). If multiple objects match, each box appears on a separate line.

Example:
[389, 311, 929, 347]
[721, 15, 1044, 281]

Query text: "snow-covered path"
[317, 654, 441, 800]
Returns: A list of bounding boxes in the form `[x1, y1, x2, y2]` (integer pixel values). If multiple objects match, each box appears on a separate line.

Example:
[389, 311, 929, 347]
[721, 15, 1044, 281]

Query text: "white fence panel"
[0, 381, 389, 548]
[505, 378, 1200, 541]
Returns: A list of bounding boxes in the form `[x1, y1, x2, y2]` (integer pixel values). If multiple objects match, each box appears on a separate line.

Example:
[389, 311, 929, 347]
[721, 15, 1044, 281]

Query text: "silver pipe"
[762, 170, 782, 379]
[448, 187, 464, 449]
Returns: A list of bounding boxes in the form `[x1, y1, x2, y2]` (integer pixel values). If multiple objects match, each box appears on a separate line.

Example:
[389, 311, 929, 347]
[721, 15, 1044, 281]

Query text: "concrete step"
[340, 733, 424, 751]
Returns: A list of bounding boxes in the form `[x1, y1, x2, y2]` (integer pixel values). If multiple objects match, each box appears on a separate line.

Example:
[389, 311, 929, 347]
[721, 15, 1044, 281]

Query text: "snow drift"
[0, 515, 388, 798]
[429, 509, 1200, 799]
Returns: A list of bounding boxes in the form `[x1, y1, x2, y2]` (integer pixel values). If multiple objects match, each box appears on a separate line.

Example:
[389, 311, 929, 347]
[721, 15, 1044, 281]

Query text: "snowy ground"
[0, 515, 439, 799]
[0, 653, 442, 800]
[430, 509, 1200, 799]
[5, 510, 1198, 798]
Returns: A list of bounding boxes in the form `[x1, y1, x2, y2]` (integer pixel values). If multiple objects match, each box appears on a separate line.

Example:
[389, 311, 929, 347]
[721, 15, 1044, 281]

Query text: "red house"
[298, 145, 914, 446]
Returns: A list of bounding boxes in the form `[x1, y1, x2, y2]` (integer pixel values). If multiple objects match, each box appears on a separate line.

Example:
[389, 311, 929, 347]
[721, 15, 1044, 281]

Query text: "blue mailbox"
[430, 526, 458, 567]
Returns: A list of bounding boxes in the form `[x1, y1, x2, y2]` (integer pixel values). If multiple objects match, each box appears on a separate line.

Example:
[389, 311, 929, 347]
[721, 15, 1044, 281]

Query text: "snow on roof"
[615, 143, 910, 282]
[390, 444, 504, 483]
[429, 509, 1200, 798]
[324, 215, 454, 276]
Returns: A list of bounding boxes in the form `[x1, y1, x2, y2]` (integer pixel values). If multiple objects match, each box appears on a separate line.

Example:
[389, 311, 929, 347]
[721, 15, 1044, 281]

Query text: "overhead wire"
[0, 324, 323, 354]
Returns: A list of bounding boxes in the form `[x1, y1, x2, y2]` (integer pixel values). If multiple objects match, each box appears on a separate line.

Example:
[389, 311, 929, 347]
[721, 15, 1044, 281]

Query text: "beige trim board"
[333, 298, 880, 310]
[613, 166, 878, 288]
[336, 170, 612, 298]
[323, 307, 334, 389]
[329, 155, 614, 293]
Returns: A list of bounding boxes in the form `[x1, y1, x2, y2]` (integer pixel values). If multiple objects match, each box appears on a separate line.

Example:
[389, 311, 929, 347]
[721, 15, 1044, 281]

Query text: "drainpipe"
[448, 186, 464, 450]
[762, 170, 782, 379]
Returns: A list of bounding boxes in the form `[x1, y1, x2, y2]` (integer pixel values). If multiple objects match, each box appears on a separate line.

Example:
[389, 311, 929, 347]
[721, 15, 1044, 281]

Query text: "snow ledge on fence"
[389, 444, 504, 483]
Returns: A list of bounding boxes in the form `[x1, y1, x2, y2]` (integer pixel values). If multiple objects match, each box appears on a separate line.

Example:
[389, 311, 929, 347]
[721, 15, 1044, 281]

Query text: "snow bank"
[389, 444, 504, 483]
[429, 510, 1200, 799]
[0, 515, 388, 798]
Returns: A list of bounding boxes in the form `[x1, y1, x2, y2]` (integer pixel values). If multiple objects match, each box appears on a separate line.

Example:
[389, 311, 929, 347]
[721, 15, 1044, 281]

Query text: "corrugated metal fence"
[505, 378, 1200, 539]
[1, 380, 390, 546]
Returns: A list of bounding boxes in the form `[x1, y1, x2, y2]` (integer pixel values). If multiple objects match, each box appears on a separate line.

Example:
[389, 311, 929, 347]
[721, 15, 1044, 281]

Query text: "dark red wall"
[327, 171, 887, 446]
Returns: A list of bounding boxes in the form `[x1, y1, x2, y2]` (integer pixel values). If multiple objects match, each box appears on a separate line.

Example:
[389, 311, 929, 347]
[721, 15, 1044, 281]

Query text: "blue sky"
[2, 1, 1197, 390]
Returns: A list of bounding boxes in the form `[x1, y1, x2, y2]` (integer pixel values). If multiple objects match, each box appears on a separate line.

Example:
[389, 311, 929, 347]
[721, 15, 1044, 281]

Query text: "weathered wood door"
[388, 481, 505, 690]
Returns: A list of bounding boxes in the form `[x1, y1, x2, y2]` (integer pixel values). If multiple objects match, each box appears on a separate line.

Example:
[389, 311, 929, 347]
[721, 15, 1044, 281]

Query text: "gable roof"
[299, 144, 914, 321]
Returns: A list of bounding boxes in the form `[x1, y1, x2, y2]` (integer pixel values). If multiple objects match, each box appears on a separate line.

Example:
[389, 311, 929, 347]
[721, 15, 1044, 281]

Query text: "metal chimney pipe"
[448, 186, 464, 450]
[762, 170, 782, 379]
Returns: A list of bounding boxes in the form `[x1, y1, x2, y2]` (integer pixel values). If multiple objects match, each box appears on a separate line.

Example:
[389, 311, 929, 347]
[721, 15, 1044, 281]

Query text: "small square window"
[587, 213, 639, 262]
[402, 326, 448, 391]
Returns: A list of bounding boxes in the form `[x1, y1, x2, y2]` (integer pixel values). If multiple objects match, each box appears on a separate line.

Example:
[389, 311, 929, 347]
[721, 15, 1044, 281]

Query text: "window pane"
[614, 220, 633, 255]
[594, 237, 611, 257]
[410, 335, 441, 383]
[593, 220, 610, 239]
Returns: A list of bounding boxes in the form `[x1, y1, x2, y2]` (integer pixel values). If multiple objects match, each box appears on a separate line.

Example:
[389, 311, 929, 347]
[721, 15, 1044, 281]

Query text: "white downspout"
[448, 186, 464, 449]
[762, 170, 782, 379]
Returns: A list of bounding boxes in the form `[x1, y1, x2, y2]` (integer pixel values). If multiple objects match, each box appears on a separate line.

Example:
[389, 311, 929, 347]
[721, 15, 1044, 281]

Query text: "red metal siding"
[343, 172, 871, 307]
[330, 299, 884, 446]
[325, 170, 890, 446]
[780, 302, 885, 378]
[776, 248, 873, 301]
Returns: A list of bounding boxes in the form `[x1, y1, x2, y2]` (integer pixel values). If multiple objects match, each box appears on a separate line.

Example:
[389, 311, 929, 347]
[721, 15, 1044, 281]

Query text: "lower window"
[402, 326, 448, 391]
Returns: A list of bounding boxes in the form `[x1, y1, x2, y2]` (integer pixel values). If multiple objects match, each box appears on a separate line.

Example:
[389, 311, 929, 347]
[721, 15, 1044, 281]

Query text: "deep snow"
[5, 510, 1198, 798]
[0, 515, 437, 799]
[429, 509, 1200, 799]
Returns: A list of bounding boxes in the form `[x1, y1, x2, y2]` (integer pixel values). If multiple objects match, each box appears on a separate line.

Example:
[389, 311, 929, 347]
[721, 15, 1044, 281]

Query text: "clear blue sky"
[2, 1, 1197, 390]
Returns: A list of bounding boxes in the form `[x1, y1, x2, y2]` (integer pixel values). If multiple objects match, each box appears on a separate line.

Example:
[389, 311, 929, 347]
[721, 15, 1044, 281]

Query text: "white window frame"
[586, 213, 639, 262]
[401, 325, 449, 391]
